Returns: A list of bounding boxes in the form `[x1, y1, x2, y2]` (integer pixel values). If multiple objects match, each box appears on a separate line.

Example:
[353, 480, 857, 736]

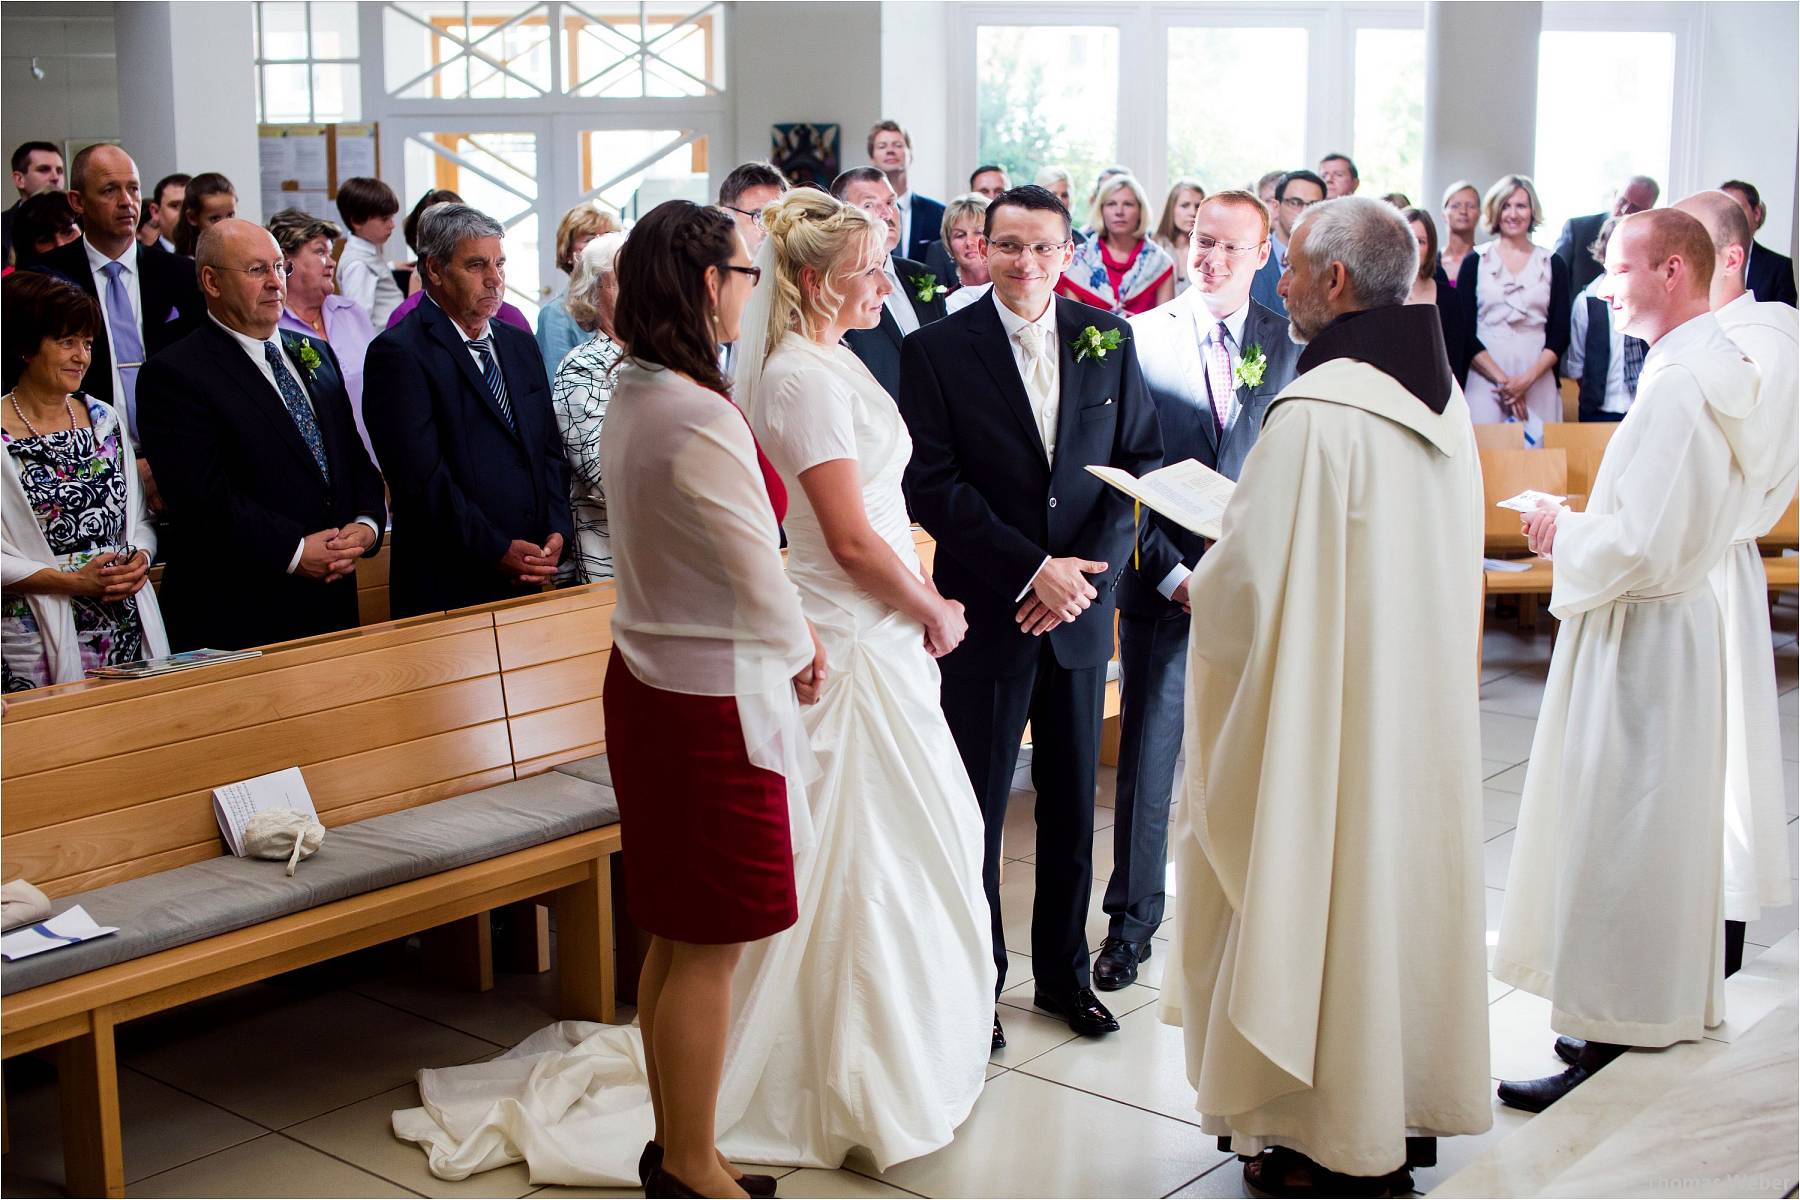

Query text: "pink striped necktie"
[1205, 321, 1234, 434]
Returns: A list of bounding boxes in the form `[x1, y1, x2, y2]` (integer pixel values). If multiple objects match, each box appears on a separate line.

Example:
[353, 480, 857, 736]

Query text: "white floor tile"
[774, 1168, 922, 1198]
[286, 1082, 538, 1198]
[1409, 1097, 1534, 1194]
[128, 1133, 415, 1198]
[1479, 713, 1539, 765]
[1015, 1004, 1206, 1127]
[1483, 830, 1516, 891]
[1485, 987, 1565, 1083]
[1478, 669, 1549, 719]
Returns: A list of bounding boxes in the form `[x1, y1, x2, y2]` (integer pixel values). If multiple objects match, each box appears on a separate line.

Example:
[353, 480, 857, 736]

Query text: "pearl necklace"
[6, 391, 78, 438]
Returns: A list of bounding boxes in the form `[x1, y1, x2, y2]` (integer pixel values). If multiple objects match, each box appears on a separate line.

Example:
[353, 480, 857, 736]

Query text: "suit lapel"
[204, 323, 323, 480]
[967, 297, 1049, 466]
[423, 301, 519, 441]
[1053, 300, 1090, 459]
[877, 305, 904, 351]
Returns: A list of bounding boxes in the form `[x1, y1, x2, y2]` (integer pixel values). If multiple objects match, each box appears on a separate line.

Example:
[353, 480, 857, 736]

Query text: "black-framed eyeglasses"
[724, 204, 765, 228]
[1280, 196, 1321, 210]
[724, 264, 763, 286]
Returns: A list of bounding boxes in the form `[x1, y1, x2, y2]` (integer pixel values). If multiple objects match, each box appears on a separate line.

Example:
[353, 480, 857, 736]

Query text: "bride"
[393, 191, 994, 1190]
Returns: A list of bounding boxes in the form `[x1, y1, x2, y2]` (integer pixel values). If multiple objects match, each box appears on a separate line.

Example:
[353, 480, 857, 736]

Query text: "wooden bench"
[1, 592, 627, 1197]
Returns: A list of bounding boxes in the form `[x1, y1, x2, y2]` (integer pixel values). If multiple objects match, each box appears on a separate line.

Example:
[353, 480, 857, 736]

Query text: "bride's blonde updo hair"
[760, 188, 887, 353]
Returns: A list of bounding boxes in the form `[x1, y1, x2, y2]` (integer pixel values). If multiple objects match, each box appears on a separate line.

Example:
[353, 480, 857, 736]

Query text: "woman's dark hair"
[613, 199, 738, 396]
[1402, 206, 1440, 283]
[984, 183, 1072, 238]
[4, 272, 100, 393]
[174, 172, 236, 256]
[12, 190, 78, 267]
[404, 188, 462, 256]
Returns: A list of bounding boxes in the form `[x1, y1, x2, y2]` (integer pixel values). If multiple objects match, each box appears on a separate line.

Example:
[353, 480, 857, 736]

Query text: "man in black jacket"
[834, 166, 948, 398]
[138, 220, 386, 651]
[363, 203, 572, 617]
[1553, 174, 1658, 297]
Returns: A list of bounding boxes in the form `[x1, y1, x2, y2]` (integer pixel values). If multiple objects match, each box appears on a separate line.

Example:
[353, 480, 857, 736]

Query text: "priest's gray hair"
[416, 203, 505, 270]
[1293, 196, 1419, 308]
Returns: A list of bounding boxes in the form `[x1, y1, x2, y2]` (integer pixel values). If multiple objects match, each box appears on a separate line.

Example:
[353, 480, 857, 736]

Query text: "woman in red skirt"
[601, 199, 825, 1199]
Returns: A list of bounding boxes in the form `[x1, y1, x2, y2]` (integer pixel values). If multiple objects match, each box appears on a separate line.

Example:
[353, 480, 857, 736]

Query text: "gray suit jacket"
[1117, 292, 1299, 617]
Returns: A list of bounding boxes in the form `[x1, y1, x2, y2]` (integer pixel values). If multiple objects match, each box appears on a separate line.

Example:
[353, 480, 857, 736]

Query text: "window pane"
[1353, 28, 1425, 202]
[384, 2, 552, 99]
[977, 25, 1118, 205]
[579, 130, 710, 220]
[1534, 31, 1674, 245]
[261, 63, 313, 123]
[565, 9, 722, 98]
[1166, 27, 1307, 194]
[310, 1, 361, 59]
[400, 131, 542, 320]
[260, 1, 309, 60]
[312, 62, 361, 123]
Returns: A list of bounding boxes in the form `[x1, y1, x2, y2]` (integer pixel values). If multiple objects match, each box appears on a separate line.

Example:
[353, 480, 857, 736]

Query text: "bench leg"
[56, 1012, 124, 1198]
[1099, 713, 1122, 767]
[553, 855, 617, 1024]
[422, 914, 494, 992]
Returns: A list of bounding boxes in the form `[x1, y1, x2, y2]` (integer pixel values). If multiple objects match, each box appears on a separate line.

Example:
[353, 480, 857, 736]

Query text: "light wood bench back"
[1764, 493, 1799, 551]
[1472, 424, 1525, 451]
[1543, 421, 1617, 496]
[1481, 448, 1568, 555]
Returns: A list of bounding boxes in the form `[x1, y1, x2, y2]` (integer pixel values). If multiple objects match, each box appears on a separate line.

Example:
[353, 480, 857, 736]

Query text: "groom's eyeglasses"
[723, 264, 763, 286]
[724, 204, 765, 228]
[987, 239, 1070, 259]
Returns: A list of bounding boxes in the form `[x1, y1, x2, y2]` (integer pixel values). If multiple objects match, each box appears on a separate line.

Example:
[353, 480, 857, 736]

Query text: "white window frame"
[255, 0, 363, 123]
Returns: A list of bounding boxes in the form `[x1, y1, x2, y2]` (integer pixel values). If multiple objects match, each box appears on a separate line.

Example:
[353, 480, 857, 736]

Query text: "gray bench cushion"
[4, 759, 617, 995]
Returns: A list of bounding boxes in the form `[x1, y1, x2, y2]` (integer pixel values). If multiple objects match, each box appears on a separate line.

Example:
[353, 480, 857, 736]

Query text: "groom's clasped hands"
[1016, 556, 1110, 636]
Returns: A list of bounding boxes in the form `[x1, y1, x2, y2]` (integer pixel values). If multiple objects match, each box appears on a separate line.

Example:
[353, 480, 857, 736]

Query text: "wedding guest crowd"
[536, 201, 619, 375]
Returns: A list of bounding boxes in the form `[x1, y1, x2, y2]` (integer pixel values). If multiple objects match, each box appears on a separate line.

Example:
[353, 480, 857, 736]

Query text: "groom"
[899, 185, 1168, 1048]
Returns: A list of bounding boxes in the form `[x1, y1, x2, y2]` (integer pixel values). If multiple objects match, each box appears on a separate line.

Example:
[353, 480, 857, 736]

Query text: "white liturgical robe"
[1494, 312, 1760, 1048]
[1711, 293, 1797, 923]
[1161, 356, 1492, 1178]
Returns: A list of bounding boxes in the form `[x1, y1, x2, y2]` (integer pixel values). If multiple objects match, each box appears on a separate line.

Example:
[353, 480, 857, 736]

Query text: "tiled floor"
[4, 603, 1796, 1199]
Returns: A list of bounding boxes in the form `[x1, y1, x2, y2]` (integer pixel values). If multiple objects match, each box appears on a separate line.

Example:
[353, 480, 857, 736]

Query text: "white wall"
[880, 0, 949, 200]
[1422, 2, 1540, 220]
[729, 2, 884, 184]
[1693, 1, 1796, 255]
[0, 3, 119, 162]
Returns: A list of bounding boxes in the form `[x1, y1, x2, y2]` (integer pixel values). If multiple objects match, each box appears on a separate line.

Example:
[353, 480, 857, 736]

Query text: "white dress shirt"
[1566, 278, 1632, 415]
[881, 255, 922, 337]
[208, 314, 380, 572]
[336, 234, 404, 326]
[992, 288, 1063, 601]
[84, 237, 142, 423]
[427, 293, 496, 364]
[894, 190, 914, 261]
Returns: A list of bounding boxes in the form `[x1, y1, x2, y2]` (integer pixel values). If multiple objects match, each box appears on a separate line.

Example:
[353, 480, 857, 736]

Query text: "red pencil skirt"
[603, 652, 799, 944]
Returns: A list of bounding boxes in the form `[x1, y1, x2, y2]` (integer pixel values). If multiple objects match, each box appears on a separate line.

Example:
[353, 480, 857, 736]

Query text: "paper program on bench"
[1087, 459, 1237, 542]
[213, 766, 318, 857]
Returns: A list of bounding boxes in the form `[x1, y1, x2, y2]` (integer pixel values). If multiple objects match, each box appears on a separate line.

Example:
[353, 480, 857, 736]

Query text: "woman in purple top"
[268, 209, 382, 466]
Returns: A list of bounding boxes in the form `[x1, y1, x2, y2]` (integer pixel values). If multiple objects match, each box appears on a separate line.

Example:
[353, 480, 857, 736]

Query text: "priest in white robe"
[1676, 190, 1797, 973]
[1161, 196, 1492, 1195]
[1494, 209, 1762, 1113]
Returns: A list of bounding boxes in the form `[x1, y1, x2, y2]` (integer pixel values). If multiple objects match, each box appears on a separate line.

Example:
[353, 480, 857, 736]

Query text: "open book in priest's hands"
[1086, 459, 1236, 542]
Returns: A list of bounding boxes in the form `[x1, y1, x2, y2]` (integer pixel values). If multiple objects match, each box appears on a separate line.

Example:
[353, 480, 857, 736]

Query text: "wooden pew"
[1472, 423, 1526, 451]
[1543, 421, 1617, 497]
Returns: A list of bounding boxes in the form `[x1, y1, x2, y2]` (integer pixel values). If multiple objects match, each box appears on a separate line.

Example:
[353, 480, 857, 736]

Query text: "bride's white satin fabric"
[392, 326, 994, 1187]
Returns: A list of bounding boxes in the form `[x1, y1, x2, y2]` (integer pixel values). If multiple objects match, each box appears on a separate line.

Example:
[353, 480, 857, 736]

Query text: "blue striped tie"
[468, 336, 516, 430]
[265, 342, 330, 483]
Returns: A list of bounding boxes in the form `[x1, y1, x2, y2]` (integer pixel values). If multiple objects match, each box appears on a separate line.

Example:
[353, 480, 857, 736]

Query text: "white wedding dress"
[391, 334, 995, 1185]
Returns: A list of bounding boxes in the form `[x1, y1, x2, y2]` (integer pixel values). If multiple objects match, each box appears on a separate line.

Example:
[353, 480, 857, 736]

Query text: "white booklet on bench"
[1087, 459, 1237, 542]
[213, 767, 319, 857]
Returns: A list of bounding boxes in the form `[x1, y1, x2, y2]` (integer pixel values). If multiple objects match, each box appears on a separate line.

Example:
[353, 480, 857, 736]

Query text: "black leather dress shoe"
[1553, 1035, 1585, 1066]
[1093, 937, 1151, 991]
[1496, 1064, 1594, 1112]
[640, 1143, 777, 1198]
[992, 1013, 1007, 1051]
[1033, 986, 1120, 1036]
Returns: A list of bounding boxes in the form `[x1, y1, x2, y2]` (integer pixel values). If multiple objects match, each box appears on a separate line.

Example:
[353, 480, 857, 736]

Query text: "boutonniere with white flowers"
[1234, 343, 1267, 390]
[913, 273, 948, 304]
[285, 334, 324, 381]
[1072, 325, 1125, 364]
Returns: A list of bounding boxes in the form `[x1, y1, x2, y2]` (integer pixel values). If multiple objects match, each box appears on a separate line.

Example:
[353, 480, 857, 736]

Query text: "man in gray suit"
[1095, 190, 1301, 989]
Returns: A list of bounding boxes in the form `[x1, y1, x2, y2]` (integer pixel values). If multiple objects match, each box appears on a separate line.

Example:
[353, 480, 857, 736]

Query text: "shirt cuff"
[354, 516, 380, 539]
[286, 539, 304, 574]
[1014, 555, 1051, 603]
[1156, 563, 1192, 601]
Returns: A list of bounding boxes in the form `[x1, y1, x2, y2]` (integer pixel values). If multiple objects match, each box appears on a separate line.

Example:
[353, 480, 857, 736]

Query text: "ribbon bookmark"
[1133, 498, 1141, 570]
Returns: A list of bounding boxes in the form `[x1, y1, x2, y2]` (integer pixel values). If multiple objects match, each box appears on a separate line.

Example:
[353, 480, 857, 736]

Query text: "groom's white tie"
[1016, 323, 1057, 464]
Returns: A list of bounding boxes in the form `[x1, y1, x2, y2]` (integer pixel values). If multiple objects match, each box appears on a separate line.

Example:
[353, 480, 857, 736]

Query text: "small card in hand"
[1496, 489, 1566, 513]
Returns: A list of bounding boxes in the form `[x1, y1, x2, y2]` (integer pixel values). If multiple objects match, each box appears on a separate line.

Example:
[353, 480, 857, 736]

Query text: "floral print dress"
[550, 331, 623, 582]
[2, 398, 145, 690]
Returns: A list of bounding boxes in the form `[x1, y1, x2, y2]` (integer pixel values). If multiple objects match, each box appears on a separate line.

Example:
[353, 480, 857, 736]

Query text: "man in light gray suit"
[1095, 190, 1302, 990]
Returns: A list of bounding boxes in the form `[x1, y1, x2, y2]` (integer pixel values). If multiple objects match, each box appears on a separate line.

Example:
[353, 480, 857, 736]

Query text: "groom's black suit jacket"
[899, 293, 1168, 679]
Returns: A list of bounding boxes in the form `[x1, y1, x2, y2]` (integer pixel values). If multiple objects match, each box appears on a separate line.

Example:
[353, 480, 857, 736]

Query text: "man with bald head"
[30, 143, 204, 509]
[137, 218, 386, 650]
[1674, 189, 1798, 978]
[1555, 173, 1660, 295]
[1495, 207, 1761, 1112]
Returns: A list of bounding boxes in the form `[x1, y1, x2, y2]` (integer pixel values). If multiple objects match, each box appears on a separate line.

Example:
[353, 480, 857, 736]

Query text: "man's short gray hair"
[1623, 174, 1661, 203]
[416, 202, 505, 270]
[1293, 196, 1418, 308]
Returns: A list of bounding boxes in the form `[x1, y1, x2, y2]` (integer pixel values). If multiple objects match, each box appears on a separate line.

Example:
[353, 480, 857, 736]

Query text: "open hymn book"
[213, 766, 318, 857]
[1087, 459, 1237, 542]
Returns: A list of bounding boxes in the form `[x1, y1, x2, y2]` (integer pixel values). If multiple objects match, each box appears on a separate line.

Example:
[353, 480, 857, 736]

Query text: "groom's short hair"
[984, 184, 1071, 239]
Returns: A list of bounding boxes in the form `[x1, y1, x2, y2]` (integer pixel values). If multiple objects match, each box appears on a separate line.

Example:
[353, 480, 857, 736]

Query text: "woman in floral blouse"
[551, 231, 629, 582]
[1057, 173, 1176, 316]
[1, 273, 167, 689]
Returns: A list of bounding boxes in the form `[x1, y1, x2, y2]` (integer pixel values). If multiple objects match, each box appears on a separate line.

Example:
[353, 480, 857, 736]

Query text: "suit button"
[1049, 497, 1058, 508]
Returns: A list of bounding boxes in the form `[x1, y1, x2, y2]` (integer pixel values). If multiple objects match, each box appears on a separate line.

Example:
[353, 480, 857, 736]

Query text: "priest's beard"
[1287, 320, 1309, 346]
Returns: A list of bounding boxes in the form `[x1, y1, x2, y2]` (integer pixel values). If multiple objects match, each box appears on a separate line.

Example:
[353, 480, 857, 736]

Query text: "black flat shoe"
[1033, 986, 1120, 1036]
[1094, 937, 1151, 991]
[641, 1144, 776, 1198]
[1496, 1065, 1593, 1112]
[992, 1013, 1007, 1051]
[1553, 1035, 1585, 1066]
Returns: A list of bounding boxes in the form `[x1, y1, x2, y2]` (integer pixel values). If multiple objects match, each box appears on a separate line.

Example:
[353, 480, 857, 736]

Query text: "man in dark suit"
[1099, 192, 1303, 990]
[363, 203, 572, 618]
[1721, 179, 1798, 307]
[31, 143, 205, 513]
[832, 166, 947, 398]
[3, 140, 64, 263]
[868, 119, 945, 263]
[1554, 174, 1658, 297]
[899, 185, 1166, 1049]
[138, 220, 386, 651]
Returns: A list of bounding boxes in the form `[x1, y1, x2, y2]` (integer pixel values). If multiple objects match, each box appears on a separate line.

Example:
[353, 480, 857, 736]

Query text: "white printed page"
[1088, 459, 1237, 541]
[212, 767, 316, 857]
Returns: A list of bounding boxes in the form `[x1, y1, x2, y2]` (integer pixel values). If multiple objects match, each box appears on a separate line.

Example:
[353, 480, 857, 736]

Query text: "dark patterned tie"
[264, 341, 330, 483]
[1622, 335, 1648, 399]
[468, 335, 516, 430]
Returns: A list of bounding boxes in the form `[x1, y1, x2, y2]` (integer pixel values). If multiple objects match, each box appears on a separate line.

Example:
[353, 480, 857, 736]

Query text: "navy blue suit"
[843, 255, 947, 399]
[904, 194, 946, 263]
[363, 298, 573, 618]
[1746, 241, 1798, 307]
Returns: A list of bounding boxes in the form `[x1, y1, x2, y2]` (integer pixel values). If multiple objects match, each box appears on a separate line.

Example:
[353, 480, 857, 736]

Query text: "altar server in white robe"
[1494, 209, 1761, 1113]
[1161, 196, 1492, 1196]
[1676, 190, 1797, 974]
